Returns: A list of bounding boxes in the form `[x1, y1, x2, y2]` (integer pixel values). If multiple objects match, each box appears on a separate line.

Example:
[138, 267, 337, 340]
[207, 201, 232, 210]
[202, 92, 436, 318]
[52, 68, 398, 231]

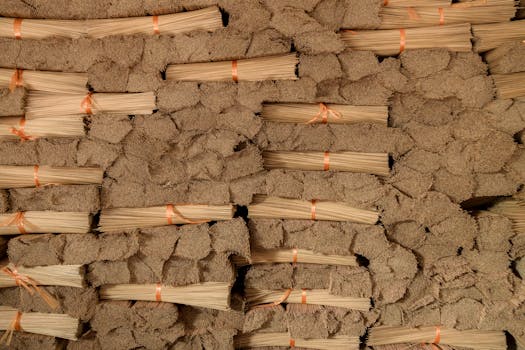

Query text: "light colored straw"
[340, 24, 472, 56]
[166, 54, 298, 82]
[0, 116, 85, 140]
[261, 103, 388, 125]
[0, 211, 90, 235]
[232, 248, 357, 266]
[87, 6, 223, 38]
[262, 151, 390, 176]
[98, 204, 235, 232]
[247, 195, 379, 224]
[234, 332, 360, 350]
[492, 72, 525, 99]
[0, 18, 86, 39]
[0, 68, 87, 93]
[488, 198, 525, 234]
[0, 263, 84, 288]
[0, 165, 103, 189]
[472, 20, 525, 52]
[383, 0, 452, 7]
[367, 326, 507, 350]
[100, 282, 231, 311]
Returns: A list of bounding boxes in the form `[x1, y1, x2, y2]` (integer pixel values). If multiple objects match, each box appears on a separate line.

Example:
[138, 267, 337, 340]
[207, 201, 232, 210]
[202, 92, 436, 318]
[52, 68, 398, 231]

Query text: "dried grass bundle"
[99, 204, 235, 232]
[340, 24, 472, 56]
[262, 150, 390, 176]
[261, 103, 388, 125]
[0, 165, 103, 189]
[245, 288, 371, 311]
[100, 282, 231, 311]
[234, 332, 359, 350]
[472, 20, 525, 52]
[0, 211, 90, 235]
[0, 18, 86, 39]
[247, 195, 379, 224]
[166, 54, 298, 82]
[87, 6, 222, 38]
[0, 68, 87, 93]
[488, 198, 525, 234]
[0, 116, 85, 140]
[0, 263, 84, 288]
[232, 248, 357, 266]
[383, 0, 451, 7]
[25, 91, 156, 119]
[367, 326, 507, 350]
[492, 72, 525, 99]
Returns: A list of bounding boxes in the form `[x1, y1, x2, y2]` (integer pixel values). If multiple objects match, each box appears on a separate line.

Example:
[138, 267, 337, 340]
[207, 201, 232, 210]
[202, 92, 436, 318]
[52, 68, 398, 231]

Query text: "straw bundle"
[472, 20, 525, 52]
[340, 24, 472, 56]
[373, 344, 454, 350]
[367, 326, 507, 350]
[383, 0, 451, 7]
[492, 72, 525, 99]
[100, 282, 231, 311]
[0, 165, 103, 189]
[0, 18, 86, 39]
[245, 288, 371, 311]
[488, 198, 525, 234]
[165, 54, 298, 82]
[261, 103, 388, 125]
[484, 41, 525, 74]
[0, 306, 79, 342]
[87, 6, 222, 38]
[98, 204, 235, 232]
[232, 248, 358, 266]
[0, 68, 87, 93]
[0, 116, 85, 140]
[262, 151, 390, 176]
[247, 195, 379, 224]
[25, 92, 156, 119]
[234, 333, 359, 350]
[0, 211, 90, 235]
[0, 263, 84, 288]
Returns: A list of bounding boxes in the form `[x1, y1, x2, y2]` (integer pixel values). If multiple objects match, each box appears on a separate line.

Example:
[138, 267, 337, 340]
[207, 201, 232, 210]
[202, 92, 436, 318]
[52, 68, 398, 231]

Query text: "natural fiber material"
[367, 326, 507, 350]
[0, 116, 85, 140]
[373, 343, 454, 350]
[383, 0, 452, 7]
[87, 6, 223, 38]
[489, 198, 525, 234]
[232, 248, 357, 266]
[0, 18, 86, 39]
[261, 103, 388, 125]
[0, 211, 90, 235]
[472, 20, 525, 52]
[234, 332, 359, 350]
[262, 151, 390, 176]
[0, 68, 88, 93]
[100, 282, 231, 311]
[98, 204, 235, 232]
[245, 288, 371, 311]
[25, 91, 156, 119]
[340, 24, 472, 56]
[247, 195, 379, 224]
[0, 165, 103, 189]
[166, 54, 298, 82]
[0, 263, 84, 288]
[492, 72, 525, 99]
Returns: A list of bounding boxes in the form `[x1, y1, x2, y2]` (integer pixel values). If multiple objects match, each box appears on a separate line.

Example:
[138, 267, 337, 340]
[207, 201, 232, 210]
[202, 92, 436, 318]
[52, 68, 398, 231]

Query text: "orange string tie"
[407, 7, 421, 20]
[253, 288, 293, 309]
[323, 151, 330, 171]
[10, 117, 34, 142]
[9, 69, 23, 92]
[166, 204, 209, 225]
[433, 326, 441, 344]
[292, 248, 298, 266]
[306, 103, 342, 124]
[13, 18, 22, 39]
[231, 60, 238, 83]
[301, 289, 307, 304]
[155, 283, 162, 302]
[33, 165, 40, 187]
[310, 200, 317, 220]
[289, 338, 296, 348]
[80, 92, 93, 114]
[438, 8, 444, 25]
[152, 15, 160, 34]
[399, 29, 406, 54]
[1, 211, 28, 234]
[0, 311, 22, 345]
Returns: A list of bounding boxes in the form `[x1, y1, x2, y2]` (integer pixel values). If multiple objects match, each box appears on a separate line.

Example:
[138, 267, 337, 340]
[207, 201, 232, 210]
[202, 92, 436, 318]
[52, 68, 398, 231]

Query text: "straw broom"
[492, 72, 525, 99]
[261, 103, 388, 125]
[99, 282, 231, 311]
[382, 0, 451, 7]
[367, 326, 507, 350]
[0, 68, 87, 93]
[340, 24, 472, 56]
[0, 211, 90, 235]
[0, 18, 86, 40]
[0, 116, 85, 140]
[247, 195, 379, 224]
[0, 263, 84, 288]
[472, 20, 525, 52]
[0, 165, 103, 189]
[165, 54, 298, 82]
[234, 333, 360, 350]
[232, 248, 358, 267]
[262, 151, 390, 176]
[488, 198, 525, 234]
[98, 204, 235, 232]
[87, 6, 223, 38]
[25, 91, 156, 119]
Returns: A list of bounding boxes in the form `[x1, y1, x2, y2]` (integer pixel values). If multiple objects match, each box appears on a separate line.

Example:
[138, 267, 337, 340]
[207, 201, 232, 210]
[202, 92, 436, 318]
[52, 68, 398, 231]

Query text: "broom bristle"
[234, 332, 360, 350]
[0, 18, 86, 39]
[0, 211, 90, 235]
[0, 116, 85, 140]
[488, 198, 525, 234]
[0, 165, 103, 189]
[472, 20, 525, 52]
[492, 72, 525, 99]
[232, 248, 358, 266]
[165, 54, 298, 82]
[383, 0, 452, 7]
[0, 68, 88, 94]
[0, 263, 84, 288]
[99, 282, 231, 311]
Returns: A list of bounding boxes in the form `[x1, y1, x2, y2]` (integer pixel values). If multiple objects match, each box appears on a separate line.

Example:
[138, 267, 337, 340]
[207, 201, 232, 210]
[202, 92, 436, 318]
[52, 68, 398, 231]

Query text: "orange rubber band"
[438, 8, 444, 25]
[166, 204, 175, 225]
[10, 117, 34, 142]
[301, 289, 307, 304]
[9, 69, 23, 92]
[306, 103, 342, 124]
[323, 151, 330, 171]
[152, 16, 160, 34]
[399, 29, 406, 53]
[13, 312, 22, 331]
[33, 165, 40, 187]
[13, 19, 22, 39]
[433, 326, 441, 344]
[310, 200, 317, 220]
[80, 92, 93, 114]
[292, 248, 298, 265]
[155, 283, 162, 302]
[232, 60, 238, 82]
[289, 338, 296, 348]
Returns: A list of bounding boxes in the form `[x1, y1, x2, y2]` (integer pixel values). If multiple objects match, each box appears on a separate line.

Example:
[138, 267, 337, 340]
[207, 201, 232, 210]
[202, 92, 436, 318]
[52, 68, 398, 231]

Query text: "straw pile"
[492, 72, 525, 99]
[262, 151, 390, 176]
[0, 68, 88, 93]
[98, 204, 235, 232]
[472, 20, 525, 52]
[0, 116, 85, 141]
[0, 211, 90, 235]
[0, 165, 103, 189]
[0, 263, 84, 288]
[100, 282, 231, 311]
[247, 195, 379, 224]
[383, 0, 451, 7]
[0, 18, 86, 39]
[232, 248, 358, 267]
[165, 54, 298, 82]
[488, 198, 525, 234]
[340, 24, 472, 56]
[234, 333, 360, 350]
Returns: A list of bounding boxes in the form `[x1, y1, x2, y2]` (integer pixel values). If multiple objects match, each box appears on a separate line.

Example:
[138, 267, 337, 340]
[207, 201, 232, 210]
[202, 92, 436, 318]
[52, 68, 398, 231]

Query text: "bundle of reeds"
[383, 0, 451, 7]
[0, 18, 86, 40]
[165, 54, 298, 82]
[0, 68, 88, 93]
[0, 165, 103, 189]
[98, 204, 235, 232]
[245, 288, 371, 311]
[488, 198, 524, 234]
[472, 20, 525, 52]
[0, 263, 84, 289]
[234, 332, 359, 350]
[367, 326, 507, 350]
[0, 116, 85, 141]
[100, 282, 231, 311]
[261, 103, 388, 125]
[232, 248, 358, 266]
[25, 91, 156, 119]
[87, 6, 222, 38]
[492, 72, 525, 99]
[247, 195, 379, 224]
[340, 24, 472, 56]
[0, 211, 90, 235]
[262, 151, 390, 176]
[0, 306, 79, 344]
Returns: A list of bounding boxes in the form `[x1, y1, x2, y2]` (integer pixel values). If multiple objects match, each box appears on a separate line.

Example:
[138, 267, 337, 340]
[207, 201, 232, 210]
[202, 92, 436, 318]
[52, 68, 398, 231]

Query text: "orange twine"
[323, 152, 330, 171]
[301, 289, 307, 304]
[399, 29, 406, 53]
[438, 8, 445, 25]
[152, 15, 160, 34]
[0, 311, 22, 345]
[433, 326, 441, 344]
[231, 60, 238, 82]
[289, 338, 296, 348]
[166, 204, 209, 225]
[155, 283, 162, 302]
[13, 18, 22, 39]
[310, 200, 317, 220]
[1, 212, 29, 234]
[80, 92, 93, 114]
[9, 69, 23, 92]
[306, 103, 341, 124]
[33, 165, 40, 187]
[10, 117, 34, 142]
